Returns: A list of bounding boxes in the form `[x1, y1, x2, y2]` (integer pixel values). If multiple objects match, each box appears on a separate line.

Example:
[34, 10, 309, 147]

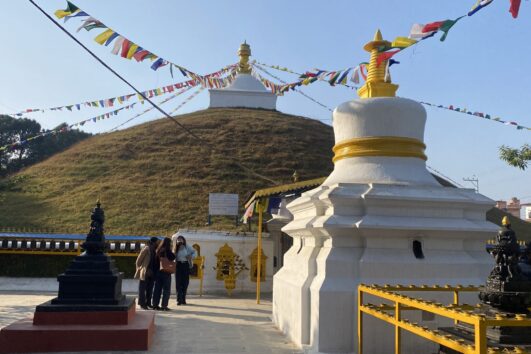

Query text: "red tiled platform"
[33, 304, 136, 325]
[0, 311, 155, 353]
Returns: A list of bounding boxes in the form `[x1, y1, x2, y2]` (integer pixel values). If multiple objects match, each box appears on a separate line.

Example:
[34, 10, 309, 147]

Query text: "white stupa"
[209, 42, 277, 110]
[272, 30, 497, 354]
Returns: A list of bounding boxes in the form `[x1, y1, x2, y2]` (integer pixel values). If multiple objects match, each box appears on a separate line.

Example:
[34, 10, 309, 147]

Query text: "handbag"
[160, 256, 176, 273]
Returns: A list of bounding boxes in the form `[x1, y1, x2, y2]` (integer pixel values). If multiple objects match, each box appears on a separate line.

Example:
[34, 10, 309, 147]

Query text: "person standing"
[174, 235, 196, 305]
[134, 237, 159, 310]
[152, 237, 175, 311]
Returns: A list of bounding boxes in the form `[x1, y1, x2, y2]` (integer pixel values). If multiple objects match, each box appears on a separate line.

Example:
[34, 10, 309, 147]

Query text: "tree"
[0, 115, 41, 175]
[499, 144, 531, 170]
[0, 115, 91, 177]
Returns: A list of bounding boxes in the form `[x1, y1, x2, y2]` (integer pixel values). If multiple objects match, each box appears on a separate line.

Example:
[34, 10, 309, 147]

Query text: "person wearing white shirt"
[173, 235, 196, 305]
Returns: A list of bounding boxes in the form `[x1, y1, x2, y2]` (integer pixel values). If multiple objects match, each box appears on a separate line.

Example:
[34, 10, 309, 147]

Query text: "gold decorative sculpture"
[213, 243, 248, 295]
[249, 247, 267, 282]
[190, 243, 205, 296]
[237, 41, 252, 74]
[357, 29, 399, 99]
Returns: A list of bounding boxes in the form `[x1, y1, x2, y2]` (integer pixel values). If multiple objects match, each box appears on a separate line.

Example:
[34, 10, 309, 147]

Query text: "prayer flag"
[54, 1, 79, 19]
[377, 50, 400, 66]
[439, 16, 465, 41]
[126, 44, 139, 59]
[76, 16, 98, 32]
[391, 37, 417, 49]
[104, 32, 120, 46]
[360, 64, 368, 81]
[84, 22, 106, 31]
[422, 21, 445, 33]
[111, 37, 125, 55]
[409, 23, 433, 39]
[120, 39, 131, 58]
[94, 29, 114, 45]
[468, 0, 494, 16]
[178, 66, 188, 77]
[389, 59, 400, 66]
[337, 68, 352, 85]
[63, 11, 88, 22]
[351, 66, 360, 84]
[133, 49, 150, 62]
[151, 58, 167, 70]
[510, 0, 522, 18]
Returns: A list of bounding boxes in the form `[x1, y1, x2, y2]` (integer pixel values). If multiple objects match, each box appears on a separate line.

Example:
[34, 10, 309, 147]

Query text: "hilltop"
[0, 108, 334, 235]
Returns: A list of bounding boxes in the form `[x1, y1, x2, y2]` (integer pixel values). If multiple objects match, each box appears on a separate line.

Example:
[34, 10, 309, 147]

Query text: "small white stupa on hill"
[209, 42, 277, 110]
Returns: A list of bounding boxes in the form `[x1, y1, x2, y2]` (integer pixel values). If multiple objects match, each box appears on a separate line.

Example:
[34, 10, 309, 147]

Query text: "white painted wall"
[209, 74, 277, 110]
[173, 229, 274, 294]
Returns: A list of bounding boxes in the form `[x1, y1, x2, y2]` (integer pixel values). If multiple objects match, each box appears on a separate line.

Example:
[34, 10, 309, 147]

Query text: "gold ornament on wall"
[213, 243, 248, 295]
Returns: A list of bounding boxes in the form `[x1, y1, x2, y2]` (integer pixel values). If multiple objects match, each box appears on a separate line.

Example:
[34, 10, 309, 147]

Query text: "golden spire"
[238, 41, 252, 74]
[357, 29, 399, 99]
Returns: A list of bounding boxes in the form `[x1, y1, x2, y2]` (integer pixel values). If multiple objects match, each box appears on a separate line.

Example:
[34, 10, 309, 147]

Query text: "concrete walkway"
[0, 292, 302, 354]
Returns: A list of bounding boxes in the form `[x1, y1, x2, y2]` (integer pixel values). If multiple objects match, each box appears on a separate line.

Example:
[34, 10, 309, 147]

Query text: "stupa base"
[0, 310, 155, 353]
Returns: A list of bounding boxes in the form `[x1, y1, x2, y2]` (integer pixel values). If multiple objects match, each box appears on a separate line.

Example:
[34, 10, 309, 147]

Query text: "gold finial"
[373, 29, 383, 41]
[357, 29, 399, 99]
[502, 216, 510, 226]
[238, 41, 252, 74]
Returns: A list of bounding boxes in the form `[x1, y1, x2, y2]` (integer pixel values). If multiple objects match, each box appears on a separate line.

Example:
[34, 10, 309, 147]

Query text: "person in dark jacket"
[152, 237, 175, 311]
[134, 236, 159, 309]
[174, 235, 196, 305]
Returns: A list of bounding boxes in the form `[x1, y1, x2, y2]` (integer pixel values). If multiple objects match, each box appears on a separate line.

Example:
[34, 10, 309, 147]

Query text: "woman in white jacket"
[173, 235, 196, 305]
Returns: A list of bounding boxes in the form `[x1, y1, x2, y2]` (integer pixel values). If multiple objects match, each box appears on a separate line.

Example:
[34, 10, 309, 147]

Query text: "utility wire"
[108, 86, 194, 132]
[29, 0, 280, 185]
[28, 0, 205, 143]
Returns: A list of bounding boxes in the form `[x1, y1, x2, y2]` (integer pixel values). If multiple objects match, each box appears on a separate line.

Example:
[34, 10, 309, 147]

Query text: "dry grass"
[0, 108, 334, 235]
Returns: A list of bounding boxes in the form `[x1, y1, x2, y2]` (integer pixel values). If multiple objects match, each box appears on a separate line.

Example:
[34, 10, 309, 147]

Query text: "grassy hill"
[0, 108, 334, 235]
[1, 107, 528, 239]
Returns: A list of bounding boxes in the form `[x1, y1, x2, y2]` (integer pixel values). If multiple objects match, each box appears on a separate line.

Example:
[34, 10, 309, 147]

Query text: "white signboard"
[209, 193, 239, 216]
[526, 206, 531, 221]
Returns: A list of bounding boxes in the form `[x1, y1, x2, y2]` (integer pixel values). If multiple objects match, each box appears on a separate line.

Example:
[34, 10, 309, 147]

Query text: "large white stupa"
[209, 42, 277, 110]
[272, 30, 497, 354]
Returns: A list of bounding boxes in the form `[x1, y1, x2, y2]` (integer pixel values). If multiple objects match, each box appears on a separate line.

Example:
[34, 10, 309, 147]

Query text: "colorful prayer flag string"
[0, 101, 133, 153]
[167, 87, 205, 115]
[419, 100, 531, 131]
[374, 0, 524, 68]
[2, 65, 237, 118]
[251, 63, 334, 115]
[109, 86, 194, 132]
[54, 1, 239, 87]
[254, 60, 363, 88]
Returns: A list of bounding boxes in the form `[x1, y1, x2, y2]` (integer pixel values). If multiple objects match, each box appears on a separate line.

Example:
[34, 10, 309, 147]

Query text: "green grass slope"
[0, 108, 334, 235]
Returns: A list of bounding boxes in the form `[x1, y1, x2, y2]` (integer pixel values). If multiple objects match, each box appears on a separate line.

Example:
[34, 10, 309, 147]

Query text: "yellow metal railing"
[358, 284, 531, 354]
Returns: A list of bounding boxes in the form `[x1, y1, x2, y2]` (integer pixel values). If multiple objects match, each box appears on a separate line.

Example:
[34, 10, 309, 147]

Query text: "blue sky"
[0, 0, 529, 206]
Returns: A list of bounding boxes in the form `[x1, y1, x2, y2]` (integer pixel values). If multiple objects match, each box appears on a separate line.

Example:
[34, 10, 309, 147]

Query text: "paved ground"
[0, 292, 302, 354]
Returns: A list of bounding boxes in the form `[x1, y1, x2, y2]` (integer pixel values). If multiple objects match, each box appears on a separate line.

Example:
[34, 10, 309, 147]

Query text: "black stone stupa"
[37, 200, 133, 311]
[439, 217, 531, 352]
[0, 200, 154, 353]
[478, 217, 531, 312]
